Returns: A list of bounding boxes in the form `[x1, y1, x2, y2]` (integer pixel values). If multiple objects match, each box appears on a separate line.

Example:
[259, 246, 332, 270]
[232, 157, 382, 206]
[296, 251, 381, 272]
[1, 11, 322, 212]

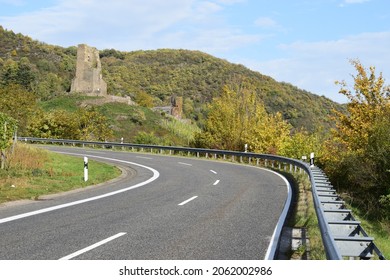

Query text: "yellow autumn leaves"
[193, 82, 320, 159]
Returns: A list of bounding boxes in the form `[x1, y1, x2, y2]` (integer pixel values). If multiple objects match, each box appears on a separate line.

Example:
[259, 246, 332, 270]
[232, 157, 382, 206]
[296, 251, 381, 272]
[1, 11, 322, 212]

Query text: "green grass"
[347, 205, 390, 259]
[160, 116, 201, 145]
[0, 145, 121, 204]
[283, 171, 327, 260]
[40, 94, 102, 112]
[273, 170, 389, 260]
[39, 95, 196, 146]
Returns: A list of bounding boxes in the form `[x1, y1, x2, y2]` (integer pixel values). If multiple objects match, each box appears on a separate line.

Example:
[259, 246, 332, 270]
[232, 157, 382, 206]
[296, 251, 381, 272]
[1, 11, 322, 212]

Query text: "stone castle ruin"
[153, 95, 183, 119]
[71, 44, 107, 96]
[70, 43, 182, 117]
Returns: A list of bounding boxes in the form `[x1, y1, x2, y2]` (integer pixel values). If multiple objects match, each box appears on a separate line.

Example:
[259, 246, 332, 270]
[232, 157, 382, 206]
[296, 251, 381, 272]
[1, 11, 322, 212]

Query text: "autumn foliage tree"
[0, 84, 38, 135]
[0, 112, 17, 169]
[27, 107, 113, 141]
[321, 60, 390, 219]
[193, 83, 291, 153]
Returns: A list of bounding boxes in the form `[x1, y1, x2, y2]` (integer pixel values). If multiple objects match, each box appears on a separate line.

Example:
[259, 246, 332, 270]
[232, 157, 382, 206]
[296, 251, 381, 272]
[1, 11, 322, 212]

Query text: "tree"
[0, 58, 36, 91]
[333, 59, 389, 153]
[0, 84, 38, 134]
[27, 109, 78, 139]
[33, 73, 63, 101]
[134, 91, 154, 108]
[280, 128, 322, 160]
[27, 107, 113, 141]
[77, 107, 113, 141]
[321, 60, 390, 219]
[0, 59, 18, 86]
[0, 112, 17, 169]
[16, 57, 36, 91]
[194, 82, 291, 153]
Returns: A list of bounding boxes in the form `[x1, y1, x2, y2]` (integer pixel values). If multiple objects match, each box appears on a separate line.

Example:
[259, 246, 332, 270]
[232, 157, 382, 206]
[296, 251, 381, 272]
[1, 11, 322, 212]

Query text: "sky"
[0, 0, 389, 104]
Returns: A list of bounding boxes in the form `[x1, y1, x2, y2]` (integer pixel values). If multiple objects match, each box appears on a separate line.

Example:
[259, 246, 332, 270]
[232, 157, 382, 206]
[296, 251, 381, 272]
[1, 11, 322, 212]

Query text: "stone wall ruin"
[70, 44, 107, 96]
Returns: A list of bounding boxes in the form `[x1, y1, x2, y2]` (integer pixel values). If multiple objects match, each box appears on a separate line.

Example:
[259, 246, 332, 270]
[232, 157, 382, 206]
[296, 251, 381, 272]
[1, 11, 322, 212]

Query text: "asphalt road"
[0, 146, 289, 260]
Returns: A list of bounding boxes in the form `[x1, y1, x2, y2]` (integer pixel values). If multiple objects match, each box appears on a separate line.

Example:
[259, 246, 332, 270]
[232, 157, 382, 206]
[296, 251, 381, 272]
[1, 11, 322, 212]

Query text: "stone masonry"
[71, 44, 107, 96]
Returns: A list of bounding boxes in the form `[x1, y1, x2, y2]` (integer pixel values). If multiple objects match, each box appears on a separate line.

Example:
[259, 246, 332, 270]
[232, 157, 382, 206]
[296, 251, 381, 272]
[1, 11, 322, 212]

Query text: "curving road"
[0, 146, 289, 260]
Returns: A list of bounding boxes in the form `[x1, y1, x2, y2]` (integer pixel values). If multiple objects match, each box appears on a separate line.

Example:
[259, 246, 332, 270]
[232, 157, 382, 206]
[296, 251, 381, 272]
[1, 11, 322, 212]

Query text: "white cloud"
[0, 0, 260, 54]
[339, 0, 371, 7]
[0, 0, 26, 5]
[254, 17, 281, 30]
[344, 0, 370, 3]
[245, 31, 390, 103]
[0, 0, 196, 47]
[213, 0, 245, 4]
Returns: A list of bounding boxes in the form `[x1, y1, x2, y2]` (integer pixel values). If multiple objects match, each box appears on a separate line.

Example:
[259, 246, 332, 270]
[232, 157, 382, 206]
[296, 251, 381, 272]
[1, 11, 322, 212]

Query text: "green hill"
[100, 48, 343, 131]
[0, 25, 343, 138]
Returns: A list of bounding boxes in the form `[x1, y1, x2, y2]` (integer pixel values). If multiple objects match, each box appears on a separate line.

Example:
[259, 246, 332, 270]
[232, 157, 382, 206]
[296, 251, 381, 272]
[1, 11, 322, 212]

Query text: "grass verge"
[347, 205, 390, 259]
[0, 144, 121, 204]
[282, 171, 327, 260]
[285, 170, 389, 260]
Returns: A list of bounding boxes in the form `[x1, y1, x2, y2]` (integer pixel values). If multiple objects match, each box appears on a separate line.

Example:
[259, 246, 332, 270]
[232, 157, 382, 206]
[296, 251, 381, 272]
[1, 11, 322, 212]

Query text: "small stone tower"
[71, 44, 107, 96]
[170, 95, 183, 119]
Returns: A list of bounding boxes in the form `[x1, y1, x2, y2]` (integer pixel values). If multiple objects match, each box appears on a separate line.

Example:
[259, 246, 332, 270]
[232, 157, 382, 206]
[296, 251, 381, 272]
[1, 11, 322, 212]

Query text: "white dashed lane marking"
[178, 196, 198, 206]
[178, 162, 192, 166]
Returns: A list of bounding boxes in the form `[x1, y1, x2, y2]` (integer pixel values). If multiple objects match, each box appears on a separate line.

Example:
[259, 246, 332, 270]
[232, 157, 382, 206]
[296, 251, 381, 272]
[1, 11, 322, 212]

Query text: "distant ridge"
[0, 25, 344, 132]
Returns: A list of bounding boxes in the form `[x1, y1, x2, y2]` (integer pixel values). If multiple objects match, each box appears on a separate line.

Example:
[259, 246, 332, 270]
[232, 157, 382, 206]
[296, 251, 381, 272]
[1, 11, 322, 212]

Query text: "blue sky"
[0, 0, 389, 103]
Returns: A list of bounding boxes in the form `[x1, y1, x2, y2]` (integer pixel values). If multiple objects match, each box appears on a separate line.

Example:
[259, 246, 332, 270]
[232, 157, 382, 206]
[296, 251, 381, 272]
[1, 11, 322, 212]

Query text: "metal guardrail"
[18, 137, 385, 260]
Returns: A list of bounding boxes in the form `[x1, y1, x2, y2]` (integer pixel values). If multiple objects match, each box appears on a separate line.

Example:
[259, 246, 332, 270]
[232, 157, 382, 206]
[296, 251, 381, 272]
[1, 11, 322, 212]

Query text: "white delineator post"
[84, 156, 88, 182]
[310, 152, 315, 167]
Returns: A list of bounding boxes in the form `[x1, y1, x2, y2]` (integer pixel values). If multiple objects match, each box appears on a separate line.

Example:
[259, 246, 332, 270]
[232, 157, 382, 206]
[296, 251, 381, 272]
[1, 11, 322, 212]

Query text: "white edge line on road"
[210, 170, 217, 174]
[178, 196, 198, 206]
[178, 162, 192, 166]
[263, 168, 292, 260]
[213, 179, 220, 186]
[59, 232, 127, 260]
[0, 153, 160, 225]
[136, 156, 153, 160]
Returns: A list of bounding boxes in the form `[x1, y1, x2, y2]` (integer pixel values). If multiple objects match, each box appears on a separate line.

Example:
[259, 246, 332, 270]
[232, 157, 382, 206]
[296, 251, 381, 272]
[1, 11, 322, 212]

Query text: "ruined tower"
[170, 95, 183, 119]
[71, 44, 107, 96]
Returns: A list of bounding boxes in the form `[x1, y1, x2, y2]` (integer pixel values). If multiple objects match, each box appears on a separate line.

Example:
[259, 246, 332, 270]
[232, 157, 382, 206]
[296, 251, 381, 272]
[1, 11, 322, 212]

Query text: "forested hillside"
[1, 26, 390, 231]
[100, 49, 342, 131]
[0, 25, 343, 133]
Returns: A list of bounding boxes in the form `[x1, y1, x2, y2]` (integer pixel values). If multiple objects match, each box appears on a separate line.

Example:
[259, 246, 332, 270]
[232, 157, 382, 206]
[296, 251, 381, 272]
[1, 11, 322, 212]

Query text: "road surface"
[0, 146, 289, 260]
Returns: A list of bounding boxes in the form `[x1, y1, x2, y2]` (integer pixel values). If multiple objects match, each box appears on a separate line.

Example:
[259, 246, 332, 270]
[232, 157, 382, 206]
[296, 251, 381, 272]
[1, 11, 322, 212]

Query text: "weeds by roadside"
[0, 144, 120, 204]
[279, 171, 326, 260]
